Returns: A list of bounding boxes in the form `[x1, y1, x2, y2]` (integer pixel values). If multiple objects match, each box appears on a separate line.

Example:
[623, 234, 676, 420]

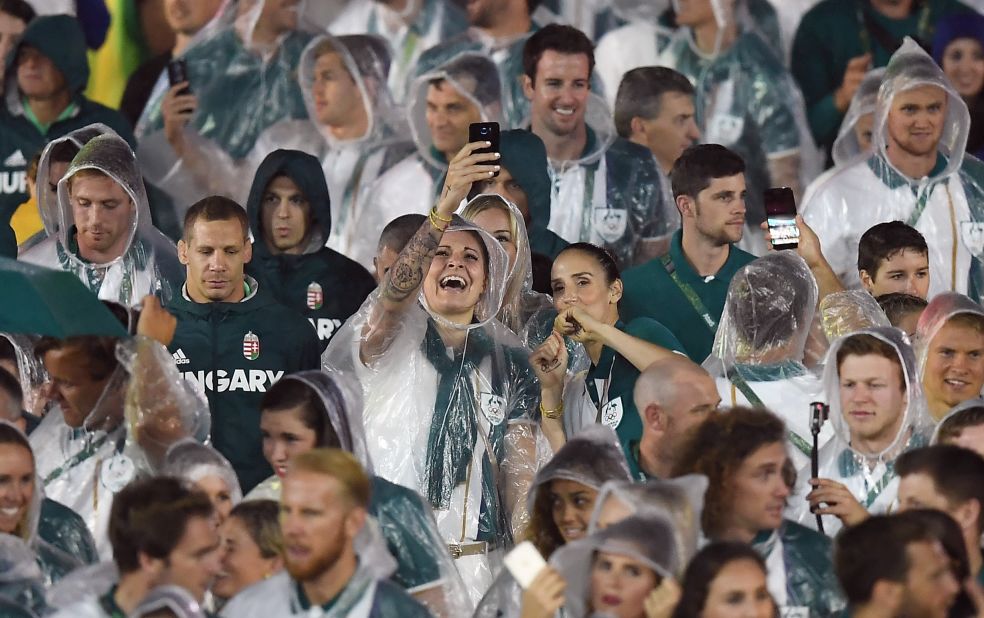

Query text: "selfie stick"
[810, 402, 829, 535]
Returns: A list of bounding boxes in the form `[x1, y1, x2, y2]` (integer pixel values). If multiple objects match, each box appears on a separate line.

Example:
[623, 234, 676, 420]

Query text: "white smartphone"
[504, 541, 547, 589]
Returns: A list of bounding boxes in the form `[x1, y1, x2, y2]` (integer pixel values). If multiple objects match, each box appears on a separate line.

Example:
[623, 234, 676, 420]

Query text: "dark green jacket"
[0, 16, 135, 221]
[792, 0, 970, 157]
[620, 230, 756, 363]
[245, 150, 375, 349]
[370, 475, 443, 591]
[38, 498, 99, 566]
[166, 282, 321, 492]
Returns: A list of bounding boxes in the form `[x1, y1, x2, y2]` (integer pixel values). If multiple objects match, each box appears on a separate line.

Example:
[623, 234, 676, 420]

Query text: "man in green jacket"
[620, 145, 756, 364]
[0, 15, 134, 223]
[169, 196, 320, 492]
[245, 150, 375, 349]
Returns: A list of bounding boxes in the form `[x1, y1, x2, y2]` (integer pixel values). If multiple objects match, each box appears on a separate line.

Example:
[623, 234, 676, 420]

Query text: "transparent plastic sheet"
[589, 476, 708, 575]
[550, 514, 680, 618]
[132, 585, 208, 618]
[703, 253, 828, 470]
[802, 38, 984, 300]
[45, 561, 117, 610]
[789, 327, 933, 536]
[931, 396, 984, 444]
[0, 334, 48, 418]
[658, 15, 821, 229]
[914, 292, 984, 382]
[831, 68, 885, 167]
[0, 534, 47, 616]
[819, 290, 893, 343]
[459, 195, 555, 347]
[594, 21, 674, 109]
[118, 336, 211, 473]
[322, 218, 544, 606]
[20, 134, 183, 308]
[162, 439, 242, 505]
[249, 370, 471, 618]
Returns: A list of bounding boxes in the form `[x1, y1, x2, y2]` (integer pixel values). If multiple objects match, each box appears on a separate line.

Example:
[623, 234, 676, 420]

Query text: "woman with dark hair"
[672, 542, 776, 618]
[933, 12, 984, 160]
[531, 242, 682, 450]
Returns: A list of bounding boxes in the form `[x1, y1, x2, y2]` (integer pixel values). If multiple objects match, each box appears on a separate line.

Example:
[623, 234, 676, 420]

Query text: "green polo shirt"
[620, 230, 756, 363]
[586, 319, 683, 453]
[625, 440, 657, 482]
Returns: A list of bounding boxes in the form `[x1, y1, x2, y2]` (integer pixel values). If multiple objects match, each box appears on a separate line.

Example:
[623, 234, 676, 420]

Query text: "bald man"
[630, 356, 721, 481]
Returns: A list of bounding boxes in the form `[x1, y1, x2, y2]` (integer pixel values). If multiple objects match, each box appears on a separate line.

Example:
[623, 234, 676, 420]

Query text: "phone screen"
[764, 187, 799, 249]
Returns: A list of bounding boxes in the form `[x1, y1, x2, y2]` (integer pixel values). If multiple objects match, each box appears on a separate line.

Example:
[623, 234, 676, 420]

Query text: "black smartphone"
[764, 187, 799, 250]
[167, 59, 192, 96]
[469, 121, 500, 177]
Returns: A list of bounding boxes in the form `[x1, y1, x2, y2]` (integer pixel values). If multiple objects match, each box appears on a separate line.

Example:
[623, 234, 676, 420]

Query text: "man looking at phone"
[802, 39, 984, 302]
[522, 24, 674, 269]
[0, 14, 134, 224]
[620, 144, 756, 364]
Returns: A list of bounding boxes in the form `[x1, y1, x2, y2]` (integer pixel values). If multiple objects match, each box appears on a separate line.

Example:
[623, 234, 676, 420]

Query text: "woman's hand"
[644, 578, 681, 618]
[436, 141, 499, 219]
[531, 332, 568, 394]
[520, 567, 567, 618]
[161, 82, 197, 156]
[807, 478, 870, 527]
[553, 307, 605, 345]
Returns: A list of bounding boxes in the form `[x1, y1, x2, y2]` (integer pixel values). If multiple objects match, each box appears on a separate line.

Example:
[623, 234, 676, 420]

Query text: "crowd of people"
[4, 0, 984, 616]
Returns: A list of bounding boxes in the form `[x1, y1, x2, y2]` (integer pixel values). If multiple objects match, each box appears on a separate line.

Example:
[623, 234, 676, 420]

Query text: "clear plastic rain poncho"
[132, 585, 208, 618]
[0, 423, 85, 589]
[459, 195, 555, 347]
[589, 476, 708, 575]
[0, 534, 47, 617]
[361, 53, 504, 265]
[831, 68, 886, 167]
[551, 514, 680, 618]
[818, 289, 893, 343]
[30, 335, 210, 559]
[162, 439, 242, 505]
[20, 134, 182, 308]
[790, 327, 933, 537]
[914, 291, 984, 383]
[45, 561, 118, 612]
[322, 216, 543, 605]
[545, 92, 675, 268]
[245, 369, 471, 618]
[705, 252, 833, 470]
[0, 334, 47, 418]
[472, 425, 632, 618]
[931, 396, 984, 444]
[658, 0, 821, 230]
[802, 38, 984, 300]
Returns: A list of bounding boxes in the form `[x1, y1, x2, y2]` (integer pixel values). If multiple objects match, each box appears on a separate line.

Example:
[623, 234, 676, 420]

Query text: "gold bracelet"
[540, 401, 564, 420]
[428, 210, 449, 231]
[430, 207, 452, 223]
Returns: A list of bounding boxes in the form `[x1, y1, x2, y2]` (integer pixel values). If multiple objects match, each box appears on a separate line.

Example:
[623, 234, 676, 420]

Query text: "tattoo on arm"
[381, 223, 440, 303]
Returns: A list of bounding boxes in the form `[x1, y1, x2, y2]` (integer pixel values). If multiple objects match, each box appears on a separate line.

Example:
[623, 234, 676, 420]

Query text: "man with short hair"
[915, 293, 984, 421]
[803, 39, 984, 300]
[0, 15, 134, 223]
[0, 365, 27, 433]
[674, 406, 846, 617]
[51, 477, 222, 617]
[373, 213, 426, 283]
[364, 53, 501, 249]
[630, 355, 720, 481]
[858, 221, 930, 299]
[897, 444, 984, 581]
[935, 399, 984, 456]
[620, 144, 756, 363]
[221, 449, 430, 617]
[168, 196, 321, 493]
[0, 0, 34, 86]
[802, 329, 930, 537]
[20, 133, 181, 306]
[834, 513, 961, 618]
[614, 67, 700, 178]
[244, 150, 375, 348]
[522, 24, 673, 268]
[878, 292, 928, 336]
[414, 0, 539, 127]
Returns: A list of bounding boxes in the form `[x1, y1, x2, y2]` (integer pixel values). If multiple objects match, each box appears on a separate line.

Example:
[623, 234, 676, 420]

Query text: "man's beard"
[285, 527, 347, 581]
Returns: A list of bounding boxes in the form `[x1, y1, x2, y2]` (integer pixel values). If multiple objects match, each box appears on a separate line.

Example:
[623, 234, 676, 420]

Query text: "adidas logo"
[3, 150, 25, 167]
[172, 349, 191, 365]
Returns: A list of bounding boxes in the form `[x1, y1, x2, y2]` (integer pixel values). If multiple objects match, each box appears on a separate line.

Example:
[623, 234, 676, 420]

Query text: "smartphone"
[167, 59, 192, 96]
[469, 121, 500, 177]
[764, 187, 799, 250]
[504, 541, 547, 589]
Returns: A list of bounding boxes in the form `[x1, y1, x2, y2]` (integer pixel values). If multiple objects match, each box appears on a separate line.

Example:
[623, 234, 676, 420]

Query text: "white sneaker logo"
[172, 349, 191, 365]
[3, 150, 25, 167]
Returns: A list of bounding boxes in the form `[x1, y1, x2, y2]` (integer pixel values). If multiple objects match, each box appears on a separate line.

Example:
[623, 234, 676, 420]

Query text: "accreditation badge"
[960, 221, 984, 257]
[592, 208, 628, 244]
[306, 282, 324, 310]
[480, 392, 506, 425]
[100, 454, 135, 493]
[781, 607, 810, 618]
[243, 331, 260, 361]
[600, 397, 624, 429]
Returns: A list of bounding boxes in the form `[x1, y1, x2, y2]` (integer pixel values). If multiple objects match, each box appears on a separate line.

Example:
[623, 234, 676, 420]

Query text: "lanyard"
[587, 357, 615, 423]
[42, 432, 113, 487]
[905, 181, 938, 228]
[660, 253, 718, 332]
[863, 464, 896, 509]
[728, 372, 812, 457]
[857, 0, 932, 56]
